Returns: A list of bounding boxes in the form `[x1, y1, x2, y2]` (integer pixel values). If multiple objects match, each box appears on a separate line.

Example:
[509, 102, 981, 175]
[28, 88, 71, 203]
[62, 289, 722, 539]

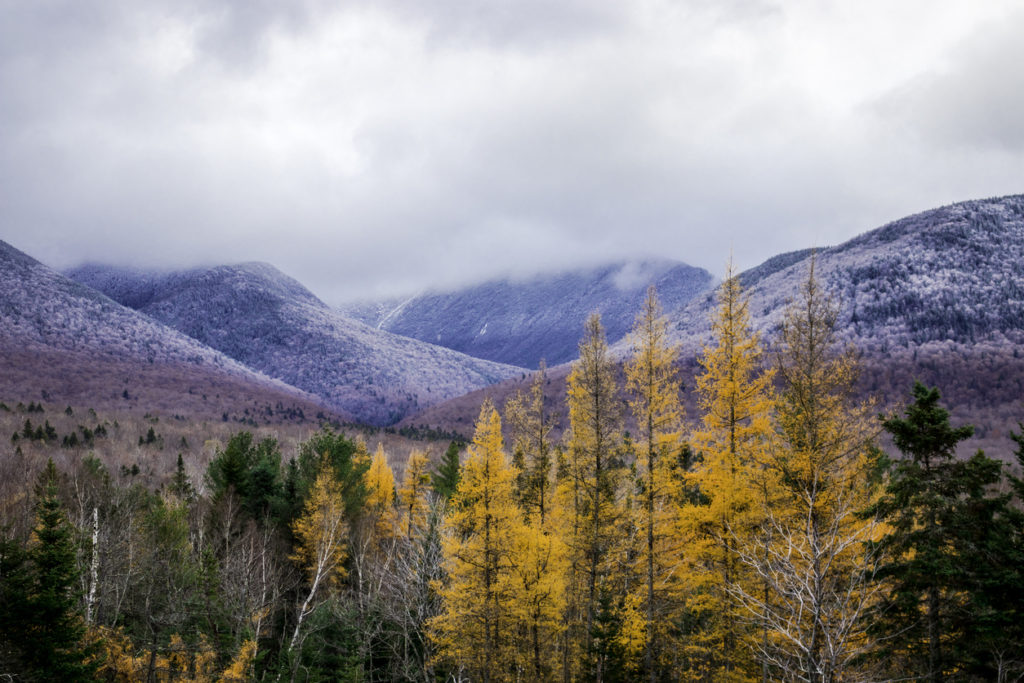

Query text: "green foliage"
[290, 600, 364, 682]
[0, 460, 96, 681]
[169, 453, 195, 500]
[294, 428, 369, 524]
[870, 382, 1020, 679]
[431, 440, 462, 499]
[207, 431, 284, 521]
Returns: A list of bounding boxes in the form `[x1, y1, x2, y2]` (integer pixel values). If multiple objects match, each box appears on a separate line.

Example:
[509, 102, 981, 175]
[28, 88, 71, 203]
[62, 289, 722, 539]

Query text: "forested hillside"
[67, 262, 523, 425]
[340, 258, 713, 368]
[3, 264, 1023, 682]
[0, 241, 331, 422]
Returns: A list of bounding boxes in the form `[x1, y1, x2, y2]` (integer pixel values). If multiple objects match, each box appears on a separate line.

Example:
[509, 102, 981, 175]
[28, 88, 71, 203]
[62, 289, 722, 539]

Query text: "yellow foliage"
[365, 443, 398, 539]
[88, 625, 147, 682]
[563, 312, 632, 677]
[504, 517, 569, 680]
[89, 627, 227, 683]
[219, 639, 257, 681]
[430, 400, 524, 681]
[624, 286, 687, 676]
[398, 448, 432, 538]
[505, 361, 556, 524]
[684, 263, 779, 679]
[291, 456, 348, 588]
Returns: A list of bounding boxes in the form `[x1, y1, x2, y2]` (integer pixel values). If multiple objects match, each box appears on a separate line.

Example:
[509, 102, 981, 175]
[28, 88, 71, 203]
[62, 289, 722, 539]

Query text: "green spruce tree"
[869, 383, 1011, 681]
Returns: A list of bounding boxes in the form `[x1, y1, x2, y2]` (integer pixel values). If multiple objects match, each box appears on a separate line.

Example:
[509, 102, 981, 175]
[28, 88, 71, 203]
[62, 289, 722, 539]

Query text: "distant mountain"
[68, 262, 523, 426]
[405, 195, 1024, 459]
[341, 259, 714, 368]
[0, 240, 329, 421]
[653, 194, 1024, 353]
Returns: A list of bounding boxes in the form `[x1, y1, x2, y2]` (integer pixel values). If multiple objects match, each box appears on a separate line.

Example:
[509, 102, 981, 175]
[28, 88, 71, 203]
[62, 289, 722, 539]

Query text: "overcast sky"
[2, 0, 1023, 304]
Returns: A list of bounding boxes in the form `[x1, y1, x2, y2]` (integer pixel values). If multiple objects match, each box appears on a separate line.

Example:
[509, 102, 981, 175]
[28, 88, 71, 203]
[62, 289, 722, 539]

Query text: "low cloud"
[1, 1, 1022, 305]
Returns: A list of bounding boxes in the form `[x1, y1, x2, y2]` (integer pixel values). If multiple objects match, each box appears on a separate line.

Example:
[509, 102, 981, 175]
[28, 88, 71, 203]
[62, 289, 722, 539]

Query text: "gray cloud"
[875, 11, 1024, 152]
[1, 1, 1023, 305]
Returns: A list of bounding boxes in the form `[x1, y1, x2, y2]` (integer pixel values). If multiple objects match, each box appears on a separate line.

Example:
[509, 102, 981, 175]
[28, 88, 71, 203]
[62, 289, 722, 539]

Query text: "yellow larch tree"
[288, 456, 348, 656]
[505, 515, 569, 681]
[737, 257, 882, 682]
[505, 360, 557, 525]
[430, 400, 523, 682]
[398, 449, 432, 539]
[505, 363, 570, 681]
[364, 442, 398, 540]
[686, 262, 779, 681]
[624, 285, 686, 682]
[563, 312, 631, 680]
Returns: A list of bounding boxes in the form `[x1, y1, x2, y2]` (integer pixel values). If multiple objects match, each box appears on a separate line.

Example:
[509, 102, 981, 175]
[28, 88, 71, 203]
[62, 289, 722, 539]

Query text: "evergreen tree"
[16, 460, 96, 680]
[870, 382, 1019, 680]
[169, 453, 195, 501]
[432, 441, 463, 500]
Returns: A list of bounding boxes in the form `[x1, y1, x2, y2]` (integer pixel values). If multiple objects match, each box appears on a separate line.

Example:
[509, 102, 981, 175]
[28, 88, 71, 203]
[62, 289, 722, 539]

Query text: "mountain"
[340, 259, 714, 368]
[68, 262, 523, 426]
[0, 240, 330, 421]
[405, 195, 1024, 458]
[653, 194, 1024, 351]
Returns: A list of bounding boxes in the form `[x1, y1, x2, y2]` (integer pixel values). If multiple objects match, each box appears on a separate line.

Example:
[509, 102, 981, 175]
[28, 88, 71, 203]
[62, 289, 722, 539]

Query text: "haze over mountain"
[406, 195, 1024, 458]
[341, 258, 713, 368]
[0, 240, 330, 421]
[68, 262, 522, 426]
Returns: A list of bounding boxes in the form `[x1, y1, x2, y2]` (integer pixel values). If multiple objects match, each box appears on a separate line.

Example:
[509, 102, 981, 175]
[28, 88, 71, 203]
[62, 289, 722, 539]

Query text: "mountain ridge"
[0, 240, 334, 422]
[341, 258, 714, 368]
[404, 194, 1024, 459]
[68, 261, 523, 426]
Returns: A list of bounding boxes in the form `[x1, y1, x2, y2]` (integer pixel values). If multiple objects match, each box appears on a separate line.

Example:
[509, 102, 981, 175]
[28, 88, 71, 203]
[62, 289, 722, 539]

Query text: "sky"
[2, 0, 1023, 305]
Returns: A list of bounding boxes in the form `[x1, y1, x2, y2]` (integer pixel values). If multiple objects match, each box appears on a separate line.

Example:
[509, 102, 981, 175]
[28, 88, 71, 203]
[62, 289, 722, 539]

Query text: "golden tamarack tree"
[288, 456, 349, 656]
[624, 285, 686, 682]
[683, 262, 779, 681]
[429, 401, 526, 681]
[733, 259, 883, 683]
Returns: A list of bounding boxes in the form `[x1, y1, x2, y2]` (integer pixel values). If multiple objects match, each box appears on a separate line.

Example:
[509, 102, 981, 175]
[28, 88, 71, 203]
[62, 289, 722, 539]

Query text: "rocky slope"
[68, 262, 523, 425]
[341, 259, 714, 368]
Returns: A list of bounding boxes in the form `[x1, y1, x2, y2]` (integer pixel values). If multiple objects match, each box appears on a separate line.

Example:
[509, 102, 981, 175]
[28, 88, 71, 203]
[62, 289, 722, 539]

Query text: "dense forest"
[3, 263, 1024, 682]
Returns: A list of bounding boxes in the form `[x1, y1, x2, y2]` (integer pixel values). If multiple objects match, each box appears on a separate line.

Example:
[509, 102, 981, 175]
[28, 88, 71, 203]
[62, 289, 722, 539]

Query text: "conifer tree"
[624, 286, 685, 681]
[399, 449, 432, 539]
[736, 259, 881, 682]
[870, 383, 1020, 680]
[564, 312, 628, 680]
[288, 457, 348, 658]
[432, 441, 463, 500]
[16, 459, 96, 681]
[430, 400, 522, 682]
[505, 361, 557, 524]
[364, 443, 398, 539]
[686, 264, 777, 680]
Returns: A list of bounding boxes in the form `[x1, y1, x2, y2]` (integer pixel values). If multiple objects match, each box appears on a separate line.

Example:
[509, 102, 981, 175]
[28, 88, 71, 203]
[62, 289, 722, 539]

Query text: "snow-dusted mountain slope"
[647, 194, 1024, 356]
[409, 195, 1024, 458]
[0, 240, 329, 420]
[69, 262, 523, 426]
[341, 259, 714, 368]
